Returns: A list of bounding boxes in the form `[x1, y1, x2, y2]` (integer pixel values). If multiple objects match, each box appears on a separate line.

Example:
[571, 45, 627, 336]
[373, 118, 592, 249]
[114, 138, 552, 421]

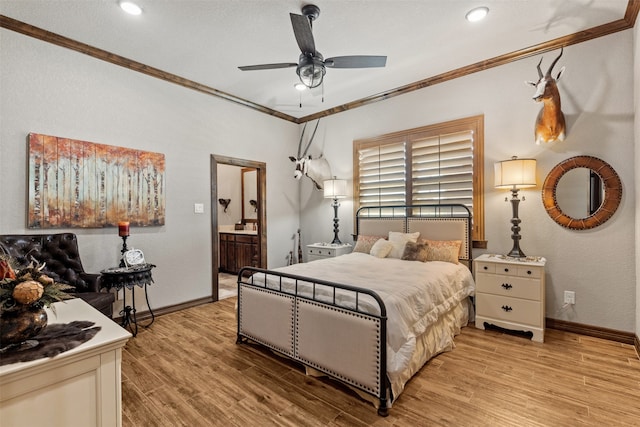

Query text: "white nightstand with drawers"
[474, 253, 546, 342]
[306, 243, 352, 262]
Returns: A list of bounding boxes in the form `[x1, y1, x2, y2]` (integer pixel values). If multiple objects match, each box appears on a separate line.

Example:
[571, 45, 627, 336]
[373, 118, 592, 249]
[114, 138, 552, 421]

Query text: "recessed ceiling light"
[466, 6, 489, 22]
[294, 83, 307, 91]
[119, 1, 142, 16]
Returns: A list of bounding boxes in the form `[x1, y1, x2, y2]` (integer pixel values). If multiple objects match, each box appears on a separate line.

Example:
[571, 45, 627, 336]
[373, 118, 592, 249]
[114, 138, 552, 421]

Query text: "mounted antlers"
[526, 48, 566, 144]
[288, 119, 332, 190]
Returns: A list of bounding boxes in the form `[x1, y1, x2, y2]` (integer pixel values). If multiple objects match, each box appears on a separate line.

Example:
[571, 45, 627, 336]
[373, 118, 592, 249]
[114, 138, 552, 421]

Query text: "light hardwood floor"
[121, 298, 640, 426]
[218, 273, 237, 300]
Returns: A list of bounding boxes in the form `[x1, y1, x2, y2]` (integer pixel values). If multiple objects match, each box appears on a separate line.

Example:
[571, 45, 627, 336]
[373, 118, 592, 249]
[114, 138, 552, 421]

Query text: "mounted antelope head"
[526, 48, 566, 145]
[289, 119, 332, 190]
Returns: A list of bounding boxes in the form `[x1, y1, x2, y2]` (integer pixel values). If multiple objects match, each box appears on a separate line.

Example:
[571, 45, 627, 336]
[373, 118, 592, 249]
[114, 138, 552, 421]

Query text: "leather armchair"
[0, 233, 114, 317]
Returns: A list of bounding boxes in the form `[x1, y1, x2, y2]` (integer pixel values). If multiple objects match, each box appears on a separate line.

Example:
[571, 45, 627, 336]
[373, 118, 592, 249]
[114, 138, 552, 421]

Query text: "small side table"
[306, 243, 352, 262]
[474, 254, 546, 342]
[100, 264, 155, 337]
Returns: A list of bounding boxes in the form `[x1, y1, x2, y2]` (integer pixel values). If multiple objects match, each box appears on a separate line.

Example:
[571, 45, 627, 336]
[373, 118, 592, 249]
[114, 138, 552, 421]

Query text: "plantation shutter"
[410, 130, 474, 208]
[353, 115, 484, 243]
[357, 141, 406, 208]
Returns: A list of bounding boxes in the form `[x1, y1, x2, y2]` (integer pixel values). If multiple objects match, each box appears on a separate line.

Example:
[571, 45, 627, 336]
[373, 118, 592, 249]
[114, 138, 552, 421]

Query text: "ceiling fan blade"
[290, 13, 316, 55]
[324, 56, 387, 68]
[238, 63, 298, 71]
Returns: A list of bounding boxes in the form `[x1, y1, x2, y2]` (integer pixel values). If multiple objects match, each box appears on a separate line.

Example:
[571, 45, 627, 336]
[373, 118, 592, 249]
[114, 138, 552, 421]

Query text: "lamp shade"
[494, 157, 537, 189]
[323, 179, 347, 199]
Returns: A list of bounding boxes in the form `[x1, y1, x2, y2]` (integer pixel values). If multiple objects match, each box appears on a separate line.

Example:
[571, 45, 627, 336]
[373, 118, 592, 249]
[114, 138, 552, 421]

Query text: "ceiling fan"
[238, 4, 387, 89]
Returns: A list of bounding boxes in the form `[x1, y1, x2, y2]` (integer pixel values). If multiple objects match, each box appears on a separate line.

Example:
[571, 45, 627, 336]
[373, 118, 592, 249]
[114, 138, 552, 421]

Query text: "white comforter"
[262, 252, 475, 379]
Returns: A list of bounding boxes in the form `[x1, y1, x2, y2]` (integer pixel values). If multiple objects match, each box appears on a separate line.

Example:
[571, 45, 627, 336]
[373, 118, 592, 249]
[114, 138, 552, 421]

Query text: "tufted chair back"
[0, 233, 100, 293]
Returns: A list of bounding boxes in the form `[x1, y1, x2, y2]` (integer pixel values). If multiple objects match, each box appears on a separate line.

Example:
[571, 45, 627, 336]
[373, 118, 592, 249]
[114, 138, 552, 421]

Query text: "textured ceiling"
[0, 0, 631, 120]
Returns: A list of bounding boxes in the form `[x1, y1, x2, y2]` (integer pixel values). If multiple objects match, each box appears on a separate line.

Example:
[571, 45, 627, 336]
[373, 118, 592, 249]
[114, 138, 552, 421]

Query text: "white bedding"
[250, 252, 475, 399]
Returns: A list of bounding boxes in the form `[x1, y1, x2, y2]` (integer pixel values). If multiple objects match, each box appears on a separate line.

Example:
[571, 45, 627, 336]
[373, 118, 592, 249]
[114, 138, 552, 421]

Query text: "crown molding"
[1, 0, 638, 124]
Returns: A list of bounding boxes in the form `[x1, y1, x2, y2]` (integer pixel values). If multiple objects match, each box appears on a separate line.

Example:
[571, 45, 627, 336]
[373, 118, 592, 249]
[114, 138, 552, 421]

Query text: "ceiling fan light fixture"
[297, 55, 325, 89]
[466, 6, 489, 22]
[119, 1, 143, 15]
[294, 82, 307, 91]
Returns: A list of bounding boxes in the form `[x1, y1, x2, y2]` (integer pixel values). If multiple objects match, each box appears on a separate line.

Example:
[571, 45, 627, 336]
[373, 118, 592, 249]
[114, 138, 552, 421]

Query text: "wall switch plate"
[194, 203, 204, 214]
[564, 290, 575, 305]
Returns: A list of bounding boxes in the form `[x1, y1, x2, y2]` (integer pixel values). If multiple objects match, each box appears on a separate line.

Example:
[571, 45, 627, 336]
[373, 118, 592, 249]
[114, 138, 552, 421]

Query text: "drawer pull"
[527, 270, 532, 275]
[483, 266, 488, 270]
[503, 268, 509, 272]
[501, 305, 513, 312]
[501, 283, 513, 290]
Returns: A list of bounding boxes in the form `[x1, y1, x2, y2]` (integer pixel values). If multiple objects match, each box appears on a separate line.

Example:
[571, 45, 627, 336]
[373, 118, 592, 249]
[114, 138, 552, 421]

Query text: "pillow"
[401, 241, 429, 262]
[353, 235, 385, 254]
[424, 239, 462, 264]
[387, 231, 420, 259]
[370, 238, 394, 258]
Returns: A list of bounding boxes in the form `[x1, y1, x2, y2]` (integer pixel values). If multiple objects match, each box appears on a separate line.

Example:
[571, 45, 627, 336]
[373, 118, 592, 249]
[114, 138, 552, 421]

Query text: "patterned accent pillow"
[353, 235, 385, 254]
[370, 238, 394, 258]
[424, 239, 461, 264]
[387, 231, 421, 259]
[401, 241, 429, 262]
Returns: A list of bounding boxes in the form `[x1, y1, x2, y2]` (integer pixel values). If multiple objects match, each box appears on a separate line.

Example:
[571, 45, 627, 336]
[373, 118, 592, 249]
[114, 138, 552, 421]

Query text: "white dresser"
[474, 254, 546, 342]
[306, 243, 352, 262]
[0, 298, 131, 427]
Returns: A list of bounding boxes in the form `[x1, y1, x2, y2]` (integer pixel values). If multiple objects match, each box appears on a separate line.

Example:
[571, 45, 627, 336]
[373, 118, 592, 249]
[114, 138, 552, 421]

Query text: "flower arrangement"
[0, 255, 74, 311]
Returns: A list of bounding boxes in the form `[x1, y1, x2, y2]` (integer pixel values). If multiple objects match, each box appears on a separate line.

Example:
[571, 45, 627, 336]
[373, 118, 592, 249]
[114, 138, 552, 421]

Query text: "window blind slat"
[358, 142, 406, 207]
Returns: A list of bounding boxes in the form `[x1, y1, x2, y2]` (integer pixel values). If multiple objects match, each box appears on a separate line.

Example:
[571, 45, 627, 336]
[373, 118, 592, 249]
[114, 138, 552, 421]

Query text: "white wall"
[301, 31, 637, 332]
[0, 29, 300, 310]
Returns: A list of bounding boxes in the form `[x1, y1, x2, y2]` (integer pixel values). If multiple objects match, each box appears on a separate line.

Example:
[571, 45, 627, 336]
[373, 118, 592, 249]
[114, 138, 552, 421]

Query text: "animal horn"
[301, 119, 320, 157]
[545, 47, 563, 77]
[297, 122, 308, 158]
[536, 58, 543, 79]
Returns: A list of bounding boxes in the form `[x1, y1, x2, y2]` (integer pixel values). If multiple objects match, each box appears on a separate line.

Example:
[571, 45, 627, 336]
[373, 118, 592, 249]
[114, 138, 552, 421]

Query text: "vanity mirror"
[542, 156, 622, 230]
[241, 168, 258, 223]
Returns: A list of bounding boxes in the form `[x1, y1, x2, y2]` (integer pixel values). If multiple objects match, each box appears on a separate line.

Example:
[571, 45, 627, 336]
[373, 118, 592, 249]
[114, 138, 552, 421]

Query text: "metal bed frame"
[236, 204, 472, 416]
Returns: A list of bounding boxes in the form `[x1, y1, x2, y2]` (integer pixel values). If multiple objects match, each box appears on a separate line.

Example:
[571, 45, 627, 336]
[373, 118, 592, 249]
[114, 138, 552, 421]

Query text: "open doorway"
[211, 155, 267, 301]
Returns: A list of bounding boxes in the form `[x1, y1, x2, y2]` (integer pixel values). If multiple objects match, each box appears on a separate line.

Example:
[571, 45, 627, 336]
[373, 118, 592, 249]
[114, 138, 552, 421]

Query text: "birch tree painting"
[28, 133, 165, 229]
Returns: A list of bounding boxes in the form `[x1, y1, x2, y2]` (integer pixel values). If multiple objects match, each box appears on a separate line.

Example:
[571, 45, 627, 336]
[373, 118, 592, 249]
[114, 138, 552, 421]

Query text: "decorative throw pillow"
[387, 231, 421, 259]
[370, 238, 394, 258]
[353, 235, 385, 254]
[424, 239, 462, 264]
[401, 241, 429, 262]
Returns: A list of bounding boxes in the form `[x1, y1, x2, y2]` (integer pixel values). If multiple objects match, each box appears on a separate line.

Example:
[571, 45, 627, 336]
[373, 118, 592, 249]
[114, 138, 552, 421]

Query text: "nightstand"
[306, 243, 352, 262]
[474, 254, 546, 342]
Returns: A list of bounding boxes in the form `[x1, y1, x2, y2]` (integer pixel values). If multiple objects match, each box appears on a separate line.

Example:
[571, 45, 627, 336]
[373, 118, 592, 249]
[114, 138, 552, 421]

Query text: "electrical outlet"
[564, 290, 575, 305]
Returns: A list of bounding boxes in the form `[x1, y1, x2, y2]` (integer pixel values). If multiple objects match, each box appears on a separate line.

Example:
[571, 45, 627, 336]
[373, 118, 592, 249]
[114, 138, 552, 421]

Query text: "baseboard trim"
[113, 296, 213, 324]
[546, 317, 636, 346]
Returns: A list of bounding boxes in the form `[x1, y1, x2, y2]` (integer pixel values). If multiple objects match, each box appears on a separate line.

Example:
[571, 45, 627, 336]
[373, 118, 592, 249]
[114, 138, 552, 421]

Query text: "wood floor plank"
[121, 298, 640, 426]
[121, 380, 172, 427]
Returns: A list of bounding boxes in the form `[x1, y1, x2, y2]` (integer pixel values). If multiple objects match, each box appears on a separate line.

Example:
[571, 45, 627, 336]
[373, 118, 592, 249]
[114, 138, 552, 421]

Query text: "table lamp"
[323, 177, 347, 244]
[494, 156, 537, 258]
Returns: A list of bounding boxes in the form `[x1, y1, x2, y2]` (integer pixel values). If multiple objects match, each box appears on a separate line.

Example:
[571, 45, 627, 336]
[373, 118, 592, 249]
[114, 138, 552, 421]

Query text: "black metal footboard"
[236, 267, 390, 416]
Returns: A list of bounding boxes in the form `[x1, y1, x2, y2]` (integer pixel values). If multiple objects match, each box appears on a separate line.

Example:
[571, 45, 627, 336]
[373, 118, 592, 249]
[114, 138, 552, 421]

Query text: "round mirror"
[542, 156, 622, 230]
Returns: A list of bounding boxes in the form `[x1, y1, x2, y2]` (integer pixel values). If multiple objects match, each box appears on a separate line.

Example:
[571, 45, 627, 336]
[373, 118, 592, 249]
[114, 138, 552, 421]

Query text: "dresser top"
[474, 253, 546, 266]
[1, 298, 131, 377]
[307, 243, 352, 249]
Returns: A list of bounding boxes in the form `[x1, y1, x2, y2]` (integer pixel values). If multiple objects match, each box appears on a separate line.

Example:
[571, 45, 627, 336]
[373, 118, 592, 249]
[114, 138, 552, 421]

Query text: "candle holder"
[117, 221, 130, 267]
[119, 236, 129, 267]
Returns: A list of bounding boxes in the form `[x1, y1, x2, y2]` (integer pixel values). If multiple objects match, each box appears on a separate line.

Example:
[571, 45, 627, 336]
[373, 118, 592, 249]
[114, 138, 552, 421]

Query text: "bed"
[236, 204, 475, 416]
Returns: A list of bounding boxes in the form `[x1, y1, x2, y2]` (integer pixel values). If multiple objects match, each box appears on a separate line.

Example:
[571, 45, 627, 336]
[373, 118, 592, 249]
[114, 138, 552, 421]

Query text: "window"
[353, 115, 485, 245]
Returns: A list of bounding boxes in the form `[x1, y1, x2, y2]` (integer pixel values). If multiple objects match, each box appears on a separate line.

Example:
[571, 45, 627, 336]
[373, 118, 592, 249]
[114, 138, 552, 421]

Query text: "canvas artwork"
[28, 133, 165, 229]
